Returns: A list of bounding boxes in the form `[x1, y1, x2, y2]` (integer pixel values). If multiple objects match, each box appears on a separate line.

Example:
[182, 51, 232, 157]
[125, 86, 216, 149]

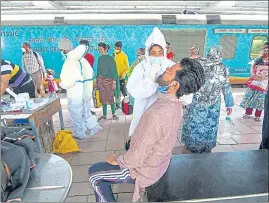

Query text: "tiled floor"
[51, 88, 264, 202]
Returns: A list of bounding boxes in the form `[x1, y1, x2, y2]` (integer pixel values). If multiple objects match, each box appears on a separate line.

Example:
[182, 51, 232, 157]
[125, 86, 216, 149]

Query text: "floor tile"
[72, 165, 91, 183]
[232, 120, 258, 134]
[106, 139, 125, 151]
[87, 195, 96, 202]
[212, 145, 235, 153]
[98, 119, 112, 126]
[68, 182, 94, 196]
[172, 147, 192, 154]
[250, 126, 263, 134]
[85, 126, 110, 142]
[114, 184, 134, 193]
[239, 118, 264, 126]
[231, 134, 261, 144]
[218, 127, 243, 135]
[217, 137, 237, 145]
[65, 196, 88, 202]
[71, 151, 112, 166]
[118, 193, 133, 202]
[78, 141, 107, 153]
[57, 153, 74, 163]
[114, 150, 126, 156]
[108, 128, 125, 140]
[231, 144, 260, 151]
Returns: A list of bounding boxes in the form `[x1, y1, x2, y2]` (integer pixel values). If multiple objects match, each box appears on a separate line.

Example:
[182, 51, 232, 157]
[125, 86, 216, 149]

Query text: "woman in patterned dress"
[181, 46, 234, 153]
[240, 41, 268, 121]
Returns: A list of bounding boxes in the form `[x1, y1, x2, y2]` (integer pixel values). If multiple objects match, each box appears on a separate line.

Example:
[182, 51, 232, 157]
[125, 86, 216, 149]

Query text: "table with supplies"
[1, 97, 65, 153]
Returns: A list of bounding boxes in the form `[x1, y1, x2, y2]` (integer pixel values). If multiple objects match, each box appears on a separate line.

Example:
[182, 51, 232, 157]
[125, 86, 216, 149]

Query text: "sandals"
[98, 116, 107, 122]
[255, 117, 261, 122]
[243, 114, 250, 119]
[112, 115, 119, 121]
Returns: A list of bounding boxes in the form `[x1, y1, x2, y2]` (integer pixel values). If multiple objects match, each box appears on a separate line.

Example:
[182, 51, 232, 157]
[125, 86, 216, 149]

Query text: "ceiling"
[1, 1, 268, 15]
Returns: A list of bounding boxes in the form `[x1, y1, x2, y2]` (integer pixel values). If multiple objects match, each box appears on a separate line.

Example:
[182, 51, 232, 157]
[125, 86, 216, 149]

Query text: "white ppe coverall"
[60, 45, 101, 139]
[127, 27, 176, 137]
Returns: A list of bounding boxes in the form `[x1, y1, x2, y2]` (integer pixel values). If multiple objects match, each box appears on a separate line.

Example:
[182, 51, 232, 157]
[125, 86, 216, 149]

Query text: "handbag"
[121, 97, 133, 115]
[53, 130, 81, 154]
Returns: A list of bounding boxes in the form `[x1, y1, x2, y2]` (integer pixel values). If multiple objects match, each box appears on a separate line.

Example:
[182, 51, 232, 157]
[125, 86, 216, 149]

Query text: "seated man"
[1, 60, 35, 98]
[88, 58, 205, 202]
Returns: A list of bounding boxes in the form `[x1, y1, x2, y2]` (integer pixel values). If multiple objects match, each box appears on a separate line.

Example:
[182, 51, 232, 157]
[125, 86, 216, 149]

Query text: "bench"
[22, 153, 72, 202]
[147, 150, 268, 202]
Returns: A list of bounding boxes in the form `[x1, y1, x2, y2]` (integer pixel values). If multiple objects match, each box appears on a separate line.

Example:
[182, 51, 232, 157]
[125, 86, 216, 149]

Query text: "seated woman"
[1, 60, 35, 98]
[88, 57, 205, 202]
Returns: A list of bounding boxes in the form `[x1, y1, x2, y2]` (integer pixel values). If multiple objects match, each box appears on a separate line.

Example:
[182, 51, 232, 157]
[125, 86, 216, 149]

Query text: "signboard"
[214, 29, 246, 33]
[248, 29, 268, 34]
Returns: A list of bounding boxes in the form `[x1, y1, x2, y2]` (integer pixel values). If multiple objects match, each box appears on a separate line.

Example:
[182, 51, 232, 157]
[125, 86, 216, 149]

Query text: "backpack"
[23, 51, 43, 70]
[1, 160, 12, 202]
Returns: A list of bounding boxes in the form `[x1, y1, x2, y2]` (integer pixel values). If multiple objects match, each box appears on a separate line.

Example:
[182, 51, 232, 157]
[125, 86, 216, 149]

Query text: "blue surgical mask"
[148, 56, 164, 65]
[158, 85, 169, 94]
[61, 51, 67, 60]
[158, 82, 174, 94]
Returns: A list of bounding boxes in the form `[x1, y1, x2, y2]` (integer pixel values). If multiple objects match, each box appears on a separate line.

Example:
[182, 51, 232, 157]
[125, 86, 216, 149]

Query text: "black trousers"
[13, 81, 35, 98]
[120, 79, 128, 97]
[259, 92, 269, 150]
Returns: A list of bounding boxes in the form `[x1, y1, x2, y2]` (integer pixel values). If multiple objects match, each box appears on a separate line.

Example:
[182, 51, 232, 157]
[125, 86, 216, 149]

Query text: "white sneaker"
[89, 125, 103, 136]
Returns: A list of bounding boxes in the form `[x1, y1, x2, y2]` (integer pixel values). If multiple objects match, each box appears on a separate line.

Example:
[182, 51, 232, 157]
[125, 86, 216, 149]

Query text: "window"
[161, 29, 206, 62]
[220, 36, 237, 59]
[250, 36, 268, 59]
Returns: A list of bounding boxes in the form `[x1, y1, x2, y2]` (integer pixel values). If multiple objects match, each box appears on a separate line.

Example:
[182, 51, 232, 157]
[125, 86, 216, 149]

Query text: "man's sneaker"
[112, 115, 119, 121]
[243, 114, 250, 119]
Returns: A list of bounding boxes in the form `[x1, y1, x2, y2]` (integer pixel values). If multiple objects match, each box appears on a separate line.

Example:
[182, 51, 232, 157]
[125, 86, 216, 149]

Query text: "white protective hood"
[60, 44, 93, 91]
[144, 27, 167, 59]
[67, 44, 88, 60]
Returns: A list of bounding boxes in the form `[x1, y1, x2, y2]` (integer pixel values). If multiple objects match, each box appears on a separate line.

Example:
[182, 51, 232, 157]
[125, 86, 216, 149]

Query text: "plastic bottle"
[25, 99, 31, 109]
[224, 115, 236, 134]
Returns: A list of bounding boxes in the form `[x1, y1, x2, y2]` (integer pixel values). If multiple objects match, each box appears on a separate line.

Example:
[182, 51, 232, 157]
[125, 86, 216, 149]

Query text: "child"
[240, 45, 268, 121]
[45, 69, 58, 98]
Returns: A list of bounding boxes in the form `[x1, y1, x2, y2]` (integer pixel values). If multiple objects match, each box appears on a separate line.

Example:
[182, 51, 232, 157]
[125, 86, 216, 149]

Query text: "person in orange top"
[166, 42, 175, 60]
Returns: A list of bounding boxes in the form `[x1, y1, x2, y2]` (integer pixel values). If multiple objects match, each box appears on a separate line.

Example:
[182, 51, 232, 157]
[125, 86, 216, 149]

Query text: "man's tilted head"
[156, 58, 205, 98]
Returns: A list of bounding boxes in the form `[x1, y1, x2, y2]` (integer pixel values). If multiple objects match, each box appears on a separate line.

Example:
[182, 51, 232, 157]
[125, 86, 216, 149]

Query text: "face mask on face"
[158, 82, 173, 94]
[61, 51, 67, 60]
[149, 56, 164, 66]
[21, 48, 26, 53]
[115, 50, 121, 54]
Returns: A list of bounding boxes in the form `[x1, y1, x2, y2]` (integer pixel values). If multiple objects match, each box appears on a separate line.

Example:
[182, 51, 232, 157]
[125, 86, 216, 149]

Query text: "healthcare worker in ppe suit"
[58, 38, 103, 140]
[127, 27, 191, 138]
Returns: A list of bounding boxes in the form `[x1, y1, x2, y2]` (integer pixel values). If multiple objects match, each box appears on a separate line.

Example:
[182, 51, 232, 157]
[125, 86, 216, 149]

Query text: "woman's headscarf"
[189, 45, 200, 56]
[144, 27, 167, 58]
[58, 38, 73, 52]
[207, 46, 223, 63]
